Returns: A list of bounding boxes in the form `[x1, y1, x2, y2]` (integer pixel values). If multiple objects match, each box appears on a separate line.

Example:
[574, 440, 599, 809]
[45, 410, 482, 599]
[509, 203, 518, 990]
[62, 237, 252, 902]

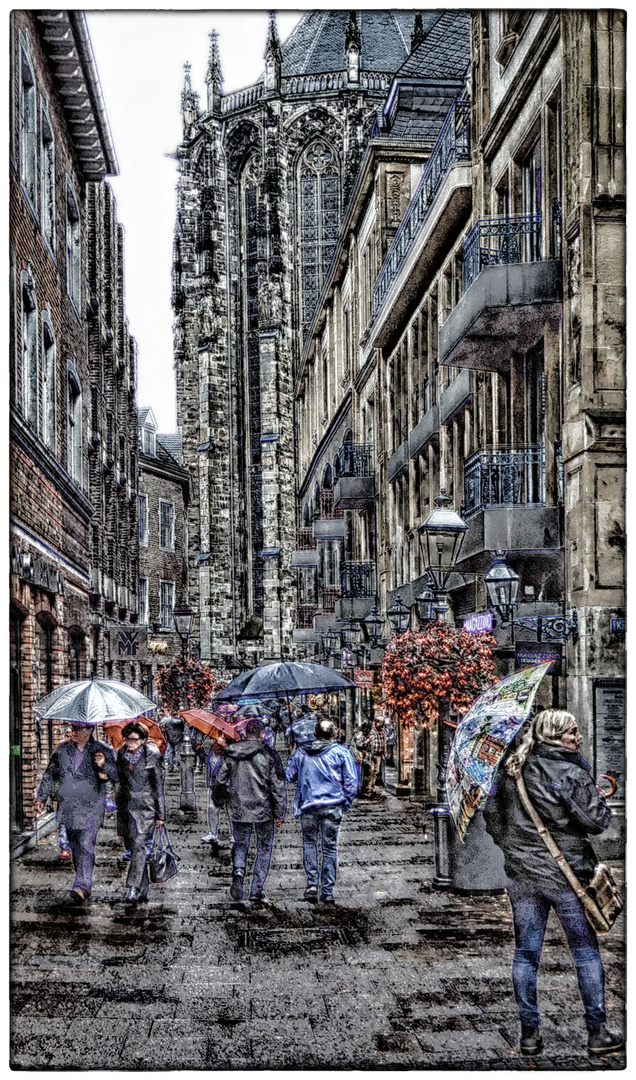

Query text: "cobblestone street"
[11, 769, 626, 1071]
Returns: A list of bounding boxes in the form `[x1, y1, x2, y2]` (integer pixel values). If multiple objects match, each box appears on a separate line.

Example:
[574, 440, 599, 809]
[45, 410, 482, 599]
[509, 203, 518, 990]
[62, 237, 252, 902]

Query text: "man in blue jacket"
[285, 718, 358, 904]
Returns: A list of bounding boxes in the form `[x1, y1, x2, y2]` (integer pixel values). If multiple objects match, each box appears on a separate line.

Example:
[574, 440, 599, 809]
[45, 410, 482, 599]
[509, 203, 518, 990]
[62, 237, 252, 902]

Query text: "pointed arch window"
[299, 141, 340, 323]
[19, 36, 37, 208]
[67, 365, 83, 484]
[42, 312, 56, 451]
[21, 272, 39, 429]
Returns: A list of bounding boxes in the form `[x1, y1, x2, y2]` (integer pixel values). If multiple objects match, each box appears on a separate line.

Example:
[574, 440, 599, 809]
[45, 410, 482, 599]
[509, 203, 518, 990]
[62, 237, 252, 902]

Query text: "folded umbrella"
[445, 661, 554, 841]
[34, 678, 157, 725]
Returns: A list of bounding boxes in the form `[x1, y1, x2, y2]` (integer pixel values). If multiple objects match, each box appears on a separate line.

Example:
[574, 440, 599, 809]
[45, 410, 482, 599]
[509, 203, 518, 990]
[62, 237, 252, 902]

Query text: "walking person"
[212, 720, 286, 904]
[362, 715, 387, 799]
[110, 721, 165, 905]
[161, 715, 185, 772]
[285, 718, 358, 904]
[34, 722, 117, 904]
[201, 732, 234, 850]
[285, 701, 324, 751]
[484, 709, 624, 1058]
[349, 721, 371, 793]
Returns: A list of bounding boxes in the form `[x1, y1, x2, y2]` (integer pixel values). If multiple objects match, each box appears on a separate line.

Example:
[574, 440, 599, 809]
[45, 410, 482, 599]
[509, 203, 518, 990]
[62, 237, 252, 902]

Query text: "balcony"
[341, 561, 375, 599]
[458, 445, 561, 566]
[334, 443, 375, 509]
[320, 586, 342, 615]
[312, 490, 346, 540]
[369, 99, 472, 349]
[440, 214, 562, 371]
[439, 370, 474, 426]
[296, 604, 318, 629]
[409, 403, 438, 459]
[291, 527, 319, 568]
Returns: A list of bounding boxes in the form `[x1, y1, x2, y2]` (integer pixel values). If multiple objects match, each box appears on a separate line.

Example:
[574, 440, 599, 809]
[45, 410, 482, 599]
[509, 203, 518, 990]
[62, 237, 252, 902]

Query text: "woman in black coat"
[113, 721, 164, 904]
[484, 709, 623, 1059]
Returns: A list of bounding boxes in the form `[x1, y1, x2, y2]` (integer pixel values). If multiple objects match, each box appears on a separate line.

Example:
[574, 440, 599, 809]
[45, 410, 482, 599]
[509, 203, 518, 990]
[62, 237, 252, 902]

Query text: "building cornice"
[11, 404, 94, 523]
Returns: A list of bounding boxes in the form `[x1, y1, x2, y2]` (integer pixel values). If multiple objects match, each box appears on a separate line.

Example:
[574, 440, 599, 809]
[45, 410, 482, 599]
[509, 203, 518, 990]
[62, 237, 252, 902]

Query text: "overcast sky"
[86, 10, 304, 432]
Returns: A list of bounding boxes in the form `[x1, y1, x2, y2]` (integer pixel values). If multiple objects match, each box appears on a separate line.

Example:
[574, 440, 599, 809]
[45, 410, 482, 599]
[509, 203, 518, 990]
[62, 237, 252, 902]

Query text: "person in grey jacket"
[213, 720, 286, 903]
[35, 722, 117, 904]
[112, 721, 165, 904]
[484, 709, 623, 1059]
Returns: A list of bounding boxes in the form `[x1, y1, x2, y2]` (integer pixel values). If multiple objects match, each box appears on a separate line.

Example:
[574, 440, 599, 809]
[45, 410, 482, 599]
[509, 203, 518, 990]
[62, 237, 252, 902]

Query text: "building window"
[139, 493, 148, 545]
[40, 102, 55, 251]
[159, 500, 175, 550]
[66, 180, 81, 312]
[159, 580, 175, 628]
[19, 38, 37, 207]
[21, 273, 38, 429]
[138, 577, 148, 625]
[41, 313, 56, 451]
[67, 367, 82, 484]
[68, 629, 84, 680]
[141, 426, 156, 455]
[299, 141, 340, 323]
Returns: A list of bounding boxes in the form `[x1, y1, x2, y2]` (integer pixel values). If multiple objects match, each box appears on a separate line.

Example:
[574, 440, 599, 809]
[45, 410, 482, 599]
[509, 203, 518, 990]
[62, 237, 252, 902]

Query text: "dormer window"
[141, 426, 156, 455]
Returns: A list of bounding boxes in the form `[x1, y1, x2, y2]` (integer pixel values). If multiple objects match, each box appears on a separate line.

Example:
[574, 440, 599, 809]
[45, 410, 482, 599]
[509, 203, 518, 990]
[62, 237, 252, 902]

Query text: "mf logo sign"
[111, 629, 148, 659]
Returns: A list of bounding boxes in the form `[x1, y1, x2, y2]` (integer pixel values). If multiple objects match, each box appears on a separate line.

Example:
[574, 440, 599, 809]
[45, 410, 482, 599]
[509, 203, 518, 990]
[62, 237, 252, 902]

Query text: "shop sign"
[515, 641, 562, 676]
[463, 611, 493, 634]
[610, 618, 625, 634]
[354, 668, 375, 688]
[109, 628, 148, 660]
[594, 678, 625, 800]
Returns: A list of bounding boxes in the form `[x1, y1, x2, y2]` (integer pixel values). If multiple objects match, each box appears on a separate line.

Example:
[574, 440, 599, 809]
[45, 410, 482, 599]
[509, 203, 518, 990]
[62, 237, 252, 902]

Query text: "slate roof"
[280, 10, 441, 76]
[157, 433, 183, 466]
[394, 10, 471, 80]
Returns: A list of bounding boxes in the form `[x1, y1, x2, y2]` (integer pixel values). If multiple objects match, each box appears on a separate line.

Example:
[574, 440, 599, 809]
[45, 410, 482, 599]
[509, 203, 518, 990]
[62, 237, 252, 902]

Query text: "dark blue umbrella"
[213, 661, 355, 702]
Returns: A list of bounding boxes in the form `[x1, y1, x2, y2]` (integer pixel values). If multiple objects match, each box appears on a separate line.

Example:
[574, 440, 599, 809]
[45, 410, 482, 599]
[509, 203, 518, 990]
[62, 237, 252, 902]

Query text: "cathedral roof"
[280, 11, 440, 76]
[394, 10, 471, 80]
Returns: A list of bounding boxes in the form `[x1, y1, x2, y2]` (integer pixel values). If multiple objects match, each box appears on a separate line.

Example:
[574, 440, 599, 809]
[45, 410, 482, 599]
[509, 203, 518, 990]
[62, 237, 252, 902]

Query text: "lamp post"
[363, 606, 386, 648]
[386, 594, 411, 635]
[484, 550, 578, 644]
[172, 599, 196, 811]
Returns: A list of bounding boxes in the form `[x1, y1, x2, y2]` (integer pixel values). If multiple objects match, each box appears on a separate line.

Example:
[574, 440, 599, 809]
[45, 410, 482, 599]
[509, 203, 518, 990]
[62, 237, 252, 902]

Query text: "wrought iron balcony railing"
[296, 528, 316, 551]
[341, 561, 375, 599]
[336, 442, 374, 478]
[296, 604, 318, 630]
[462, 214, 542, 293]
[463, 445, 545, 518]
[373, 99, 470, 315]
[320, 586, 342, 614]
[319, 490, 344, 519]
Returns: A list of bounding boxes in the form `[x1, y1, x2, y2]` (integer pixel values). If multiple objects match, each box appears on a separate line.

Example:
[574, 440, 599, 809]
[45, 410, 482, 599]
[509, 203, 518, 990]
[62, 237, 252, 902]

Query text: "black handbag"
[147, 824, 179, 884]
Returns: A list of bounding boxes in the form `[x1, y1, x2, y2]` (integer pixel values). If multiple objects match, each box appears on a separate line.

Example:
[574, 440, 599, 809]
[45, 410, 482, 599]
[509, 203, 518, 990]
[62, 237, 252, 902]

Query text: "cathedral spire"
[411, 12, 425, 53]
[206, 30, 223, 115]
[345, 12, 360, 84]
[181, 62, 199, 136]
[264, 11, 282, 95]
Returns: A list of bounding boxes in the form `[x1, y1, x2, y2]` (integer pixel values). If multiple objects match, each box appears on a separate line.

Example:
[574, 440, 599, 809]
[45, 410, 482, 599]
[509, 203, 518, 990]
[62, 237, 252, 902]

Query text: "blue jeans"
[232, 819, 274, 897]
[509, 885, 606, 1028]
[301, 805, 343, 898]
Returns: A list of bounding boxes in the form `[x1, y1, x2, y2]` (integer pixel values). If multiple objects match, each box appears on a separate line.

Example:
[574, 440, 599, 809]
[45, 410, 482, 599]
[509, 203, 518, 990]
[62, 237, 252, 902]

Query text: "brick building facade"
[138, 408, 191, 699]
[9, 11, 139, 848]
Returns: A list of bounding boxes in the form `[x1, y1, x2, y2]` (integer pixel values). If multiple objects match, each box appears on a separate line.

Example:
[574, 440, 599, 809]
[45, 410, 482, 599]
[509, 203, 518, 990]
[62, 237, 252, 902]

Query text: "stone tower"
[172, 11, 438, 668]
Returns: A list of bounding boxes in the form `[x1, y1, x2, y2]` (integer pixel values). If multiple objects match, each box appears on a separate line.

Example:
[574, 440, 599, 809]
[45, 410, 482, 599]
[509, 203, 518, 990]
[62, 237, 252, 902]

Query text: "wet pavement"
[11, 766, 626, 1070]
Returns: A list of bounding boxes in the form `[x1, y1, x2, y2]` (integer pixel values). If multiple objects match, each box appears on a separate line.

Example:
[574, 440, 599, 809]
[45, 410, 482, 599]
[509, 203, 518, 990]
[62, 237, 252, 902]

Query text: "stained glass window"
[300, 142, 340, 323]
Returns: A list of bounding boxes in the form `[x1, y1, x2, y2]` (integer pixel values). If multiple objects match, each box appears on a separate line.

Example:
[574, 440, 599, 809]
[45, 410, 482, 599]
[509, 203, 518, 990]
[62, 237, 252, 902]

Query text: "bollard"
[431, 805, 452, 888]
[179, 727, 197, 811]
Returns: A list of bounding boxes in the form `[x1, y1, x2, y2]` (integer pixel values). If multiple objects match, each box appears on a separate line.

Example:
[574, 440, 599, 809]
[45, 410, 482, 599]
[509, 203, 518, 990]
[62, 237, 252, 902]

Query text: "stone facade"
[293, 11, 625, 806]
[138, 409, 191, 699]
[172, 12, 432, 670]
[9, 11, 139, 843]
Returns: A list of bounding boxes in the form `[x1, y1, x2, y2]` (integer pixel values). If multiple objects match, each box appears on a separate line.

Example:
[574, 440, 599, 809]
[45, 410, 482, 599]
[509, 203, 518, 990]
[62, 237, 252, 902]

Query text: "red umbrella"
[180, 708, 241, 742]
[104, 717, 167, 754]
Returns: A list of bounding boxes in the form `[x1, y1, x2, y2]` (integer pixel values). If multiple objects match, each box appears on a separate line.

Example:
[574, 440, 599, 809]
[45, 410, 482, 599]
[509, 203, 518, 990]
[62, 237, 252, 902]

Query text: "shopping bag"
[147, 824, 179, 883]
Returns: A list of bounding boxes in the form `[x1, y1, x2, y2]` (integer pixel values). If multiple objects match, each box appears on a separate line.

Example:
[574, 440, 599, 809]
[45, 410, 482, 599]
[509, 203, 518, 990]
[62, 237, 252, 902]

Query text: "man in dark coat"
[35, 722, 117, 904]
[213, 720, 286, 903]
[113, 721, 165, 903]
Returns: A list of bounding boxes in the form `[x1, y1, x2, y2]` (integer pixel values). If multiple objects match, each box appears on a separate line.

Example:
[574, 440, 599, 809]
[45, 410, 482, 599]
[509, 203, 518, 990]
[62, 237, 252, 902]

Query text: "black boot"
[520, 1024, 543, 1056]
[587, 1024, 624, 1056]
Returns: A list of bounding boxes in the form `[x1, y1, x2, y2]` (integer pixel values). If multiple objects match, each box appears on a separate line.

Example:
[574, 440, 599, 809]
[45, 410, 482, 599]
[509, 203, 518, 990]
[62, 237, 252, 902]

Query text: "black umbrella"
[213, 661, 356, 702]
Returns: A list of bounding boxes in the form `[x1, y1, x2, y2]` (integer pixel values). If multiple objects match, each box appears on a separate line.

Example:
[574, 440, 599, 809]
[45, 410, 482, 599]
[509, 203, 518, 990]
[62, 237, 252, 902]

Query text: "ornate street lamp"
[414, 583, 435, 624]
[172, 598, 195, 662]
[325, 626, 342, 654]
[363, 606, 385, 647]
[339, 618, 362, 647]
[418, 490, 468, 592]
[386, 594, 411, 635]
[484, 551, 520, 624]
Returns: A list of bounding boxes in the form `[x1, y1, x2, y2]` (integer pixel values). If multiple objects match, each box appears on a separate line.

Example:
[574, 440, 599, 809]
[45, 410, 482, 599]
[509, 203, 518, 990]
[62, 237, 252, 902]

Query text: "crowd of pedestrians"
[34, 699, 384, 909]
